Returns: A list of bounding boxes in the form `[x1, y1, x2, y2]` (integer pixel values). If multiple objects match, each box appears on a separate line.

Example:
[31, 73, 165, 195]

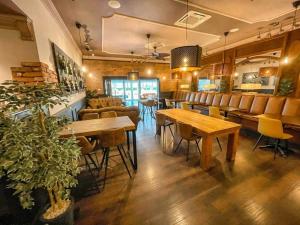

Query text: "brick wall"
[11, 62, 58, 84]
[83, 59, 193, 93]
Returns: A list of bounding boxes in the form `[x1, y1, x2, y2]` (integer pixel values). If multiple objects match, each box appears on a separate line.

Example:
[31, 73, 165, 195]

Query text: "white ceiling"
[187, 0, 294, 23]
[102, 14, 220, 56]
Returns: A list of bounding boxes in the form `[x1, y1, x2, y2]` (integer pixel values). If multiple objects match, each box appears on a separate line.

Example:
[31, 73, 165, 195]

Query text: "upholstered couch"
[79, 97, 140, 126]
[170, 91, 300, 145]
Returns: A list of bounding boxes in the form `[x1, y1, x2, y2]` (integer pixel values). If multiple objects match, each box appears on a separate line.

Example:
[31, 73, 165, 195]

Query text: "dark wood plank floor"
[75, 114, 300, 225]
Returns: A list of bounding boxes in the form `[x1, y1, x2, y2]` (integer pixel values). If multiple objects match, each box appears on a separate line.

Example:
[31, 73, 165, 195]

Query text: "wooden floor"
[75, 114, 300, 225]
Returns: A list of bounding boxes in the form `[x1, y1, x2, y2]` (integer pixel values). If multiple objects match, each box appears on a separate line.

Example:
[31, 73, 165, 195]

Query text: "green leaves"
[0, 81, 81, 210]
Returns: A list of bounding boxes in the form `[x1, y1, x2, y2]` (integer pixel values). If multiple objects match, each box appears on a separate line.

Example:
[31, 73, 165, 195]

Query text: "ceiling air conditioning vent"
[174, 10, 211, 28]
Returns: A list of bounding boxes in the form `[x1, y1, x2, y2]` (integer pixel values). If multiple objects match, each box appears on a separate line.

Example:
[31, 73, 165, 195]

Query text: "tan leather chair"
[174, 122, 201, 161]
[238, 95, 254, 112]
[212, 93, 223, 106]
[220, 94, 231, 107]
[185, 92, 191, 101]
[264, 96, 286, 115]
[199, 92, 208, 104]
[189, 92, 196, 102]
[101, 111, 117, 118]
[281, 98, 300, 116]
[228, 95, 242, 108]
[249, 95, 269, 115]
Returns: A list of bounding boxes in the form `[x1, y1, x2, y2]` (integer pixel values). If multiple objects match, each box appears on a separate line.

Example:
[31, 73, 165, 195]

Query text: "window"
[198, 79, 210, 91]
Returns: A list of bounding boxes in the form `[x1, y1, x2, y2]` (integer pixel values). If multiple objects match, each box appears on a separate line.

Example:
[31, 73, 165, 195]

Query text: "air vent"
[174, 10, 211, 28]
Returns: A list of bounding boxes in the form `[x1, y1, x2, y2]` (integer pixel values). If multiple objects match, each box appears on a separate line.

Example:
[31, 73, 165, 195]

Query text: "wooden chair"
[101, 111, 117, 118]
[180, 102, 201, 114]
[208, 106, 224, 151]
[98, 128, 132, 188]
[174, 122, 201, 161]
[165, 99, 174, 109]
[77, 136, 100, 192]
[252, 117, 293, 159]
[81, 113, 99, 120]
[155, 113, 174, 141]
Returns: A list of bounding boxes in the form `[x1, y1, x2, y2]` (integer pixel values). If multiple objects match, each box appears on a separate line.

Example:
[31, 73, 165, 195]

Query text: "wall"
[0, 28, 39, 83]
[12, 0, 82, 70]
[83, 59, 193, 93]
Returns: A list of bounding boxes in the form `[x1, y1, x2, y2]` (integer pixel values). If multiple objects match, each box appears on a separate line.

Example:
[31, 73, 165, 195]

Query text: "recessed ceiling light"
[230, 28, 239, 33]
[108, 0, 121, 9]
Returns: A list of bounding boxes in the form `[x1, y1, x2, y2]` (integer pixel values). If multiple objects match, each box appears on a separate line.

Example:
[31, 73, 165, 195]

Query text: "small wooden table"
[156, 109, 241, 171]
[220, 106, 240, 117]
[59, 116, 138, 170]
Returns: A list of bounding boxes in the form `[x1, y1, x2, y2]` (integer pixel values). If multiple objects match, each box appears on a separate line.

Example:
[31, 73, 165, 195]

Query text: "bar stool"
[141, 99, 156, 119]
[101, 111, 117, 118]
[77, 136, 100, 192]
[98, 128, 132, 188]
[81, 113, 99, 120]
[155, 113, 174, 142]
[174, 122, 201, 161]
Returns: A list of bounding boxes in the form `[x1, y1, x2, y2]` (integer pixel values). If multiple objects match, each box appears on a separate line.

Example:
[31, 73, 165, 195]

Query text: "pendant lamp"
[128, 51, 139, 81]
[170, 0, 202, 72]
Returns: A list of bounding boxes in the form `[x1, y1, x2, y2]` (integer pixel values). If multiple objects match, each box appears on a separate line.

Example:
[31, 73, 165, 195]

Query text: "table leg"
[126, 131, 130, 152]
[200, 135, 213, 171]
[226, 129, 240, 161]
[132, 130, 137, 170]
[191, 104, 194, 110]
[224, 111, 228, 117]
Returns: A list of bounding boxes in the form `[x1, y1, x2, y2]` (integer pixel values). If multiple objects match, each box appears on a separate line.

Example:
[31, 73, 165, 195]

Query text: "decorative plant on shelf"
[0, 81, 81, 224]
[277, 78, 294, 96]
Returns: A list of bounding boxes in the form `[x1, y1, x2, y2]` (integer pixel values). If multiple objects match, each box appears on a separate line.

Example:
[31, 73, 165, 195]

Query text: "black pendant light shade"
[127, 71, 139, 81]
[171, 45, 202, 71]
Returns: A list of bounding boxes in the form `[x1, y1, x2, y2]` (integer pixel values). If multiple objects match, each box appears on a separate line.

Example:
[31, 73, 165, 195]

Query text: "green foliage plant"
[0, 81, 81, 219]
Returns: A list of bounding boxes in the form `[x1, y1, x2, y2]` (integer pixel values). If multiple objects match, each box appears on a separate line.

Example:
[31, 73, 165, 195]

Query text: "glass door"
[124, 80, 139, 106]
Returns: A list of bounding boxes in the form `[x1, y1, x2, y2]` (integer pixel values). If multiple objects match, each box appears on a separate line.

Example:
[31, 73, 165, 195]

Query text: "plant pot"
[38, 198, 74, 225]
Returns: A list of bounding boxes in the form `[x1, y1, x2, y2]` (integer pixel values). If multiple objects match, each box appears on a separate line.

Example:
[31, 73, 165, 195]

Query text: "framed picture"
[242, 72, 259, 83]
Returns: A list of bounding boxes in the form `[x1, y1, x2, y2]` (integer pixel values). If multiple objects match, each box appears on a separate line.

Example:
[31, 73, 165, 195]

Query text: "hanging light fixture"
[128, 51, 140, 81]
[170, 0, 202, 72]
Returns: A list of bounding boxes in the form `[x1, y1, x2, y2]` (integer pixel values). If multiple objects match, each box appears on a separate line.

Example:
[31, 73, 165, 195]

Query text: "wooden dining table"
[156, 109, 241, 171]
[59, 116, 138, 170]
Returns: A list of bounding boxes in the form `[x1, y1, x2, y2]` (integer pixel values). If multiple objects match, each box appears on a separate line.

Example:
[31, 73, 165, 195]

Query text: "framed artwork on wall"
[242, 72, 259, 83]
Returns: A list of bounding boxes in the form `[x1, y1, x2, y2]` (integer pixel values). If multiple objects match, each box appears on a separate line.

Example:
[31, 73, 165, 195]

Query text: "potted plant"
[0, 81, 81, 225]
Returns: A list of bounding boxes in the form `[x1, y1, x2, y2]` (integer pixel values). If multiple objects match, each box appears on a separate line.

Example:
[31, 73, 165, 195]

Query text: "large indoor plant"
[0, 81, 81, 225]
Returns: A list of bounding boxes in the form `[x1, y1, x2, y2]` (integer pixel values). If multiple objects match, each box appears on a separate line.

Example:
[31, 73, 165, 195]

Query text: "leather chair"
[281, 98, 300, 116]
[205, 93, 215, 106]
[194, 92, 202, 102]
[189, 92, 196, 102]
[264, 96, 286, 115]
[199, 92, 208, 104]
[220, 94, 231, 107]
[228, 94, 242, 108]
[212, 93, 223, 106]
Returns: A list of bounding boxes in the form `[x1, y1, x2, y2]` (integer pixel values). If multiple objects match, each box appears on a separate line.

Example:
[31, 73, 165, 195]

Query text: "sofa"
[170, 91, 300, 145]
[79, 98, 140, 126]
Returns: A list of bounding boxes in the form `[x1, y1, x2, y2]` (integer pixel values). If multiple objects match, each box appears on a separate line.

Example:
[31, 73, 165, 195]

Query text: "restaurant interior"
[0, 0, 300, 225]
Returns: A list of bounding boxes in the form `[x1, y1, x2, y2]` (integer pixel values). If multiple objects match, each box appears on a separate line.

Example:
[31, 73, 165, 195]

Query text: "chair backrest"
[185, 92, 191, 101]
[229, 95, 242, 107]
[77, 136, 95, 155]
[249, 95, 269, 115]
[212, 93, 223, 106]
[238, 95, 254, 111]
[209, 106, 221, 118]
[180, 102, 190, 110]
[189, 92, 196, 102]
[194, 93, 201, 102]
[220, 94, 231, 107]
[101, 111, 117, 118]
[258, 117, 284, 139]
[177, 122, 193, 140]
[81, 113, 99, 120]
[99, 128, 126, 148]
[281, 98, 300, 116]
[264, 96, 286, 115]
[205, 93, 215, 105]
[199, 92, 207, 104]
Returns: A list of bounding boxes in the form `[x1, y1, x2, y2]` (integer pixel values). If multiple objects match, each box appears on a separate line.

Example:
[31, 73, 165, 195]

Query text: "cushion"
[264, 96, 286, 114]
[212, 93, 223, 106]
[220, 94, 231, 107]
[238, 95, 254, 112]
[199, 92, 208, 104]
[189, 92, 196, 102]
[282, 98, 300, 116]
[205, 93, 215, 105]
[229, 95, 242, 107]
[249, 95, 269, 115]
[194, 93, 201, 102]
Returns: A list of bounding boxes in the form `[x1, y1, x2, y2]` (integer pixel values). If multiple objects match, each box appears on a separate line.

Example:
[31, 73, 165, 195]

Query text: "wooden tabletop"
[59, 116, 136, 137]
[256, 114, 300, 127]
[157, 109, 241, 136]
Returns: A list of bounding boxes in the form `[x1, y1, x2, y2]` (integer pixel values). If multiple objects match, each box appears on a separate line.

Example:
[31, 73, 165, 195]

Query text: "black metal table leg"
[126, 131, 130, 152]
[132, 129, 137, 170]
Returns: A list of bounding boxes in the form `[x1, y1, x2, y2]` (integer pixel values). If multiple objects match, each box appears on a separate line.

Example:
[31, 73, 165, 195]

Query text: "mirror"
[233, 50, 281, 94]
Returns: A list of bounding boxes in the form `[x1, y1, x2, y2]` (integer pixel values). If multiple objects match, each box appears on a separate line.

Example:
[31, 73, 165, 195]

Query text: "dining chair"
[101, 111, 117, 118]
[81, 112, 99, 120]
[252, 117, 293, 159]
[77, 136, 100, 192]
[208, 106, 224, 151]
[98, 128, 132, 188]
[180, 102, 201, 114]
[174, 122, 201, 161]
[165, 99, 175, 109]
[155, 113, 174, 142]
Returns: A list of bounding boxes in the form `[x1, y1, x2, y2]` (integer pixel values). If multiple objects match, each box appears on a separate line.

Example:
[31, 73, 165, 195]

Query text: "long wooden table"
[59, 116, 138, 170]
[156, 109, 241, 171]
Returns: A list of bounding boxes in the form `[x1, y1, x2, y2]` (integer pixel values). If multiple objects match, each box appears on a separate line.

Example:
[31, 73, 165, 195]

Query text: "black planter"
[38, 198, 74, 225]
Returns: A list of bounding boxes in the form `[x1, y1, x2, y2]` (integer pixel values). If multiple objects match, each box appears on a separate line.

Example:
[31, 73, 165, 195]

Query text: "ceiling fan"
[144, 34, 170, 61]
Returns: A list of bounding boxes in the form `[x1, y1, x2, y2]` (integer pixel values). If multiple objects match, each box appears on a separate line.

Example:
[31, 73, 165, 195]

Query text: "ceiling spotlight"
[229, 28, 239, 33]
[81, 66, 87, 73]
[108, 0, 121, 9]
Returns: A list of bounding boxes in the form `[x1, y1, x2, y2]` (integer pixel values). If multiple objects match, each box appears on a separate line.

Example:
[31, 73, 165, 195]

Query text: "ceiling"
[51, 0, 298, 60]
[0, 0, 25, 15]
